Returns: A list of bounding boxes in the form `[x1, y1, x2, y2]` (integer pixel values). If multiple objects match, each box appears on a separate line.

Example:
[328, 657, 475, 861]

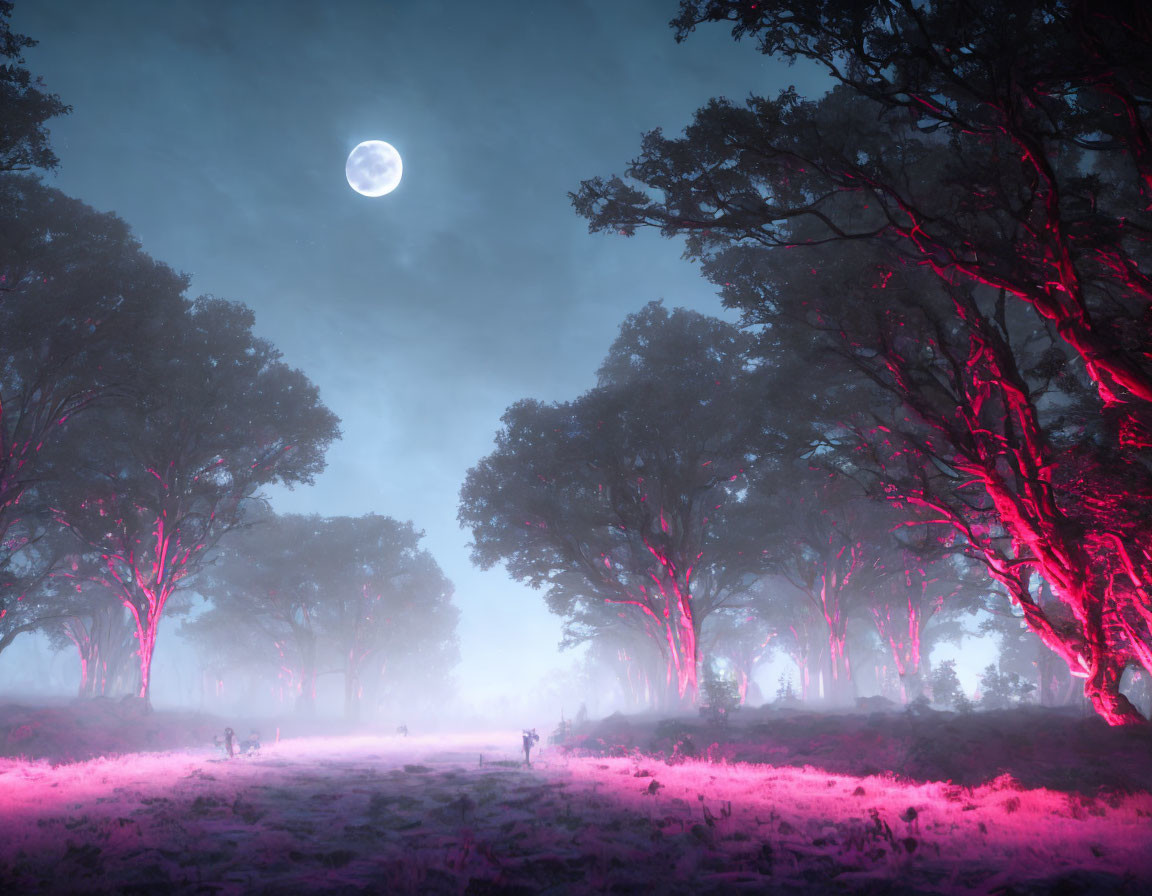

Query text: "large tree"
[0, 176, 192, 659]
[570, 3, 1152, 724]
[310, 515, 458, 721]
[53, 298, 340, 707]
[861, 527, 979, 703]
[461, 302, 782, 706]
[44, 578, 140, 699]
[807, 249, 1152, 723]
[702, 607, 774, 704]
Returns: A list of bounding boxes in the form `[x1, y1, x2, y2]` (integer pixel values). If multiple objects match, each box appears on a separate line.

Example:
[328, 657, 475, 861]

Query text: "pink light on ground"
[0, 727, 1148, 892]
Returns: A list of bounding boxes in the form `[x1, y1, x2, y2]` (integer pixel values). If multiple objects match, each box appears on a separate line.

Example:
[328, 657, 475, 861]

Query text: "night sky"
[12, 0, 826, 712]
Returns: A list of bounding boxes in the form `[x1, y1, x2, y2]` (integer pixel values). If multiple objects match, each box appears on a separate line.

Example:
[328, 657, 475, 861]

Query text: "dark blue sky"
[13, 0, 827, 712]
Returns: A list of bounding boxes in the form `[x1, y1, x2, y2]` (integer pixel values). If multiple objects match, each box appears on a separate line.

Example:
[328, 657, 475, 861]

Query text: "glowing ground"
[1, 723, 1150, 894]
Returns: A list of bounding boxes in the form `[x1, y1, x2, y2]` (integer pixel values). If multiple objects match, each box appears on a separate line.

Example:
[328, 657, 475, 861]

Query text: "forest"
[466, 0, 1152, 726]
[3, 0, 1152, 731]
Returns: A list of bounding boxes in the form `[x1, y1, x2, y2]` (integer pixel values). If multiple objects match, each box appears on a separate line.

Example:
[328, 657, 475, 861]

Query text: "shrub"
[929, 660, 965, 709]
[979, 665, 1036, 709]
[699, 668, 741, 726]
[775, 673, 798, 704]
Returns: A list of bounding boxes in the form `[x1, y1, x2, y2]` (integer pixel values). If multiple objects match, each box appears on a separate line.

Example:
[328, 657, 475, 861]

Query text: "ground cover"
[1, 701, 1149, 893]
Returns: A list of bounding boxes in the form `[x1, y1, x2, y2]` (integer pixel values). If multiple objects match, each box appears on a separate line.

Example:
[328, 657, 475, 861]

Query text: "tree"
[188, 512, 458, 720]
[702, 607, 774, 704]
[52, 298, 340, 708]
[0, 176, 193, 660]
[979, 580, 1080, 708]
[42, 558, 141, 698]
[0, 527, 60, 658]
[460, 303, 780, 706]
[864, 529, 980, 703]
[764, 470, 892, 704]
[749, 574, 828, 702]
[0, 2, 70, 172]
[928, 659, 966, 710]
[582, 629, 668, 711]
[699, 662, 741, 724]
[979, 663, 1036, 710]
[775, 236, 1152, 723]
[183, 511, 330, 714]
[311, 515, 457, 721]
[570, 6, 1152, 724]
[190, 509, 458, 718]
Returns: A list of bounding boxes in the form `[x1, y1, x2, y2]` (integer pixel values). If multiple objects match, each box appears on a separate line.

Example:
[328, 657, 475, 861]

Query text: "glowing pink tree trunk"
[867, 551, 959, 703]
[56, 477, 225, 709]
[98, 516, 203, 707]
[848, 285, 1151, 725]
[818, 563, 854, 704]
[777, 508, 872, 706]
[595, 527, 705, 708]
[781, 621, 820, 702]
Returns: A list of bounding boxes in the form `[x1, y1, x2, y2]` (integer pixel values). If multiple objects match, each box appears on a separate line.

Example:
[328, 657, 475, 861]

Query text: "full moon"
[345, 140, 403, 197]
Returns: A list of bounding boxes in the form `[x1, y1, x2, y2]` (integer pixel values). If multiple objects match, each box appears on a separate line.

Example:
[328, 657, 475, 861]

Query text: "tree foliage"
[0, 2, 69, 172]
[928, 659, 966, 710]
[187, 512, 458, 720]
[663, 0, 1152, 421]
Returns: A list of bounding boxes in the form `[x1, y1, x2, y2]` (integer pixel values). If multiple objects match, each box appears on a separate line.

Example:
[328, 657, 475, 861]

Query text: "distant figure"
[522, 728, 540, 767]
[239, 730, 261, 756]
[224, 726, 235, 759]
[396, 724, 408, 737]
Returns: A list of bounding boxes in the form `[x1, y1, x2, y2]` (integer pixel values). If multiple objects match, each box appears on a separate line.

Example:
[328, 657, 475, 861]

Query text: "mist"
[3, 0, 1152, 892]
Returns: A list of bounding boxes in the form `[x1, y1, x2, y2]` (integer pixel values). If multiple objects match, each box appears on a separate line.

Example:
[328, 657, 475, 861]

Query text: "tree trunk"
[344, 650, 362, 721]
[123, 587, 171, 713]
[1083, 652, 1145, 726]
[296, 635, 318, 716]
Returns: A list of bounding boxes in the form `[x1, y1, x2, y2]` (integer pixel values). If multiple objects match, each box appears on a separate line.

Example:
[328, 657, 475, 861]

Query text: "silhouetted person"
[224, 727, 235, 759]
[522, 728, 540, 767]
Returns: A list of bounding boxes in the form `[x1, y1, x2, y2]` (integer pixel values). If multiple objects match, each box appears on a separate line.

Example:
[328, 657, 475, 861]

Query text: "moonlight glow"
[345, 140, 403, 197]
